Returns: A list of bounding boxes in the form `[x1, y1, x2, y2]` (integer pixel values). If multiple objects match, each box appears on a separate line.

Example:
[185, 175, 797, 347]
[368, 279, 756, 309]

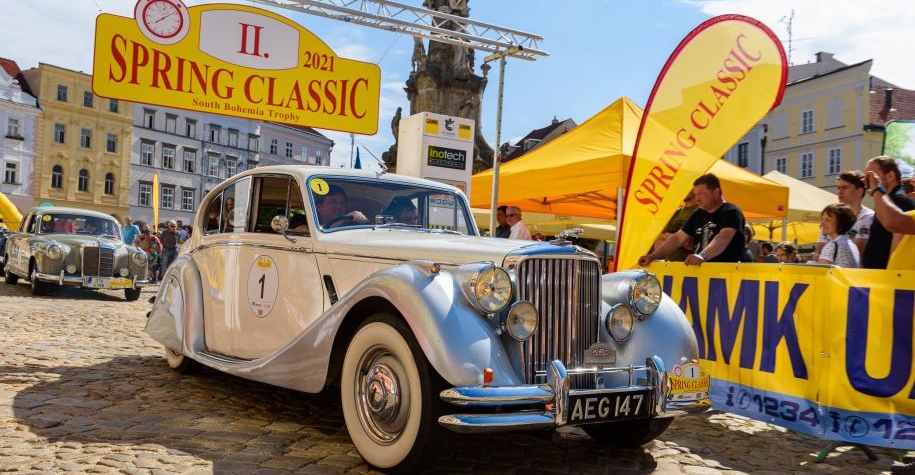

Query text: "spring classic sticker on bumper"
[668, 362, 710, 401]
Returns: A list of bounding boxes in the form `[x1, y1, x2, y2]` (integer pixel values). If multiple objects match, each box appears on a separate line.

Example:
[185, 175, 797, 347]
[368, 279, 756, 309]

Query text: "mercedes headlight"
[505, 301, 538, 341]
[46, 244, 63, 260]
[469, 265, 513, 313]
[606, 304, 634, 342]
[631, 272, 661, 315]
[132, 250, 148, 266]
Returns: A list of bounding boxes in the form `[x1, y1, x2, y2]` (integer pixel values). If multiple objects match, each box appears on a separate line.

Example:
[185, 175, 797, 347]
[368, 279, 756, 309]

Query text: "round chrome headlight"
[631, 272, 662, 315]
[505, 301, 539, 341]
[470, 265, 512, 313]
[46, 244, 63, 260]
[132, 250, 148, 266]
[606, 304, 634, 342]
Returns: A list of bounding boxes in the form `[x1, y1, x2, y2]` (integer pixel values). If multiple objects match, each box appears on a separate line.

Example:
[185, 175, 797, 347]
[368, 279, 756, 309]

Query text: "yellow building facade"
[764, 59, 884, 190]
[21, 63, 133, 219]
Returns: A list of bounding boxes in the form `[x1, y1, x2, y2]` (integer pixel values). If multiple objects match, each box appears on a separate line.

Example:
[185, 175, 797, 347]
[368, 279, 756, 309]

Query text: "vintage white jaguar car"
[146, 165, 710, 473]
[4, 206, 148, 300]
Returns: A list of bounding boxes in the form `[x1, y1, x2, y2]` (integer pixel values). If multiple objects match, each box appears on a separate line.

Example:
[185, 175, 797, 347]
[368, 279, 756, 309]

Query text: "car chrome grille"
[516, 257, 601, 389]
[82, 246, 114, 277]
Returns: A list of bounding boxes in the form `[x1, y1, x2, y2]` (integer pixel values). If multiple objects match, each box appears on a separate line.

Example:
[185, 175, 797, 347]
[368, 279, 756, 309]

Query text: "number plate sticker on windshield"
[568, 390, 651, 424]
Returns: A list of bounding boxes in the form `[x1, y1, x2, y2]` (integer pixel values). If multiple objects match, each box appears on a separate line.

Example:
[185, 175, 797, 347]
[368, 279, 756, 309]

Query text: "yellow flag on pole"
[152, 173, 160, 233]
[615, 15, 787, 270]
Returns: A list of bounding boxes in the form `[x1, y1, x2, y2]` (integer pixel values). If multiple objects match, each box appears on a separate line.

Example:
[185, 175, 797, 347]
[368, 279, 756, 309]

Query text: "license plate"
[84, 277, 133, 289]
[567, 390, 651, 425]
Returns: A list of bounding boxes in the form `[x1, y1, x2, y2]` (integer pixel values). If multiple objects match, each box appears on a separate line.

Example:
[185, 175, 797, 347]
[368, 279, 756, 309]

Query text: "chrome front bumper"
[35, 270, 146, 288]
[437, 356, 711, 433]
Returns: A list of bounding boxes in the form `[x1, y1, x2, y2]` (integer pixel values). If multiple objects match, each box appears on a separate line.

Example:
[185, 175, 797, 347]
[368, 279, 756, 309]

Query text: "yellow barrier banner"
[93, 1, 380, 134]
[651, 261, 915, 449]
[616, 15, 787, 270]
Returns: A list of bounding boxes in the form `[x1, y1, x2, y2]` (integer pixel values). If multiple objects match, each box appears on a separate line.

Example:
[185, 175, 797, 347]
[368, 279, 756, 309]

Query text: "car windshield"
[38, 213, 120, 238]
[308, 176, 477, 235]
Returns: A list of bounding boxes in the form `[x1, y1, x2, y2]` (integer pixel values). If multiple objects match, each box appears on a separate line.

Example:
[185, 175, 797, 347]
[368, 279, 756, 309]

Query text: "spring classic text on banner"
[615, 15, 786, 271]
[651, 261, 915, 450]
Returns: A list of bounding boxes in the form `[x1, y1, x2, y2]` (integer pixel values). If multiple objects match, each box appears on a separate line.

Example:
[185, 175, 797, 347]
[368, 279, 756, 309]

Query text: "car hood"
[48, 234, 127, 250]
[318, 228, 556, 266]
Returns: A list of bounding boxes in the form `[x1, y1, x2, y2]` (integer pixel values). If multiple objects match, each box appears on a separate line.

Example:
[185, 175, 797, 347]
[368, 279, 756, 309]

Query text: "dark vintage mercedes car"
[3, 206, 149, 300]
[146, 166, 710, 473]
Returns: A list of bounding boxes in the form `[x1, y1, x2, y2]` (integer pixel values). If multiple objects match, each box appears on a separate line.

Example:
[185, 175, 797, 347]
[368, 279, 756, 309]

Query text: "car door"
[231, 174, 324, 360]
[7, 212, 37, 277]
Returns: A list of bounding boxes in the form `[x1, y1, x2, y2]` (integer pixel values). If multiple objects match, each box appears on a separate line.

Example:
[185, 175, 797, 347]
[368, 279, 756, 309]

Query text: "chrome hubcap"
[356, 352, 408, 444]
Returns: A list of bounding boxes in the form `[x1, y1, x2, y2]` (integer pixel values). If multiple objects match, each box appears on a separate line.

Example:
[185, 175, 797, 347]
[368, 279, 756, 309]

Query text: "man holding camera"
[862, 156, 915, 269]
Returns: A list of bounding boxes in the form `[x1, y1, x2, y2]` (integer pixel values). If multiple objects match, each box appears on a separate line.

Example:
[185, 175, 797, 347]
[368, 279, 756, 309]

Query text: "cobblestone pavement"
[0, 280, 912, 474]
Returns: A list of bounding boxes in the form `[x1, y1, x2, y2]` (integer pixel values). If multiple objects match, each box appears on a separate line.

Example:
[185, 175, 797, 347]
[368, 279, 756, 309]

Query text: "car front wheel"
[164, 347, 199, 374]
[124, 287, 141, 301]
[4, 260, 17, 285]
[341, 313, 441, 473]
[29, 265, 48, 296]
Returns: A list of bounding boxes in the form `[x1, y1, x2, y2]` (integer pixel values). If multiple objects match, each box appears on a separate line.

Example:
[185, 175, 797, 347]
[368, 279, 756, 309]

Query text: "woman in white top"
[817, 203, 861, 267]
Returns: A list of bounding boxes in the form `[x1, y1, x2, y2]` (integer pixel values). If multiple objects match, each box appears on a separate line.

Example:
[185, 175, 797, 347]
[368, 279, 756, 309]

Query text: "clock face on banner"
[134, 0, 189, 44]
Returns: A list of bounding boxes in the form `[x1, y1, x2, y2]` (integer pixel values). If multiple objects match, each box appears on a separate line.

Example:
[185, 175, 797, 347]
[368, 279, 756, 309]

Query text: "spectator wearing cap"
[159, 220, 181, 274]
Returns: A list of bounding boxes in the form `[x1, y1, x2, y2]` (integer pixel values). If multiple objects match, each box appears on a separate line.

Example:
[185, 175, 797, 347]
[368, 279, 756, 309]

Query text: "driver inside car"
[314, 184, 368, 228]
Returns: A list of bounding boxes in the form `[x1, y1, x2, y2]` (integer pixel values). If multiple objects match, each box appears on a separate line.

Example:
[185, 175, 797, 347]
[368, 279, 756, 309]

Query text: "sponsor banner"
[616, 15, 787, 270]
[651, 262, 915, 450]
[427, 145, 467, 171]
[93, 1, 380, 134]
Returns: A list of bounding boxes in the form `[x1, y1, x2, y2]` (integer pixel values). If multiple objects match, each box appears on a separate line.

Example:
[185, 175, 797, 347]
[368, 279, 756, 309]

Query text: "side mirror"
[271, 215, 289, 233]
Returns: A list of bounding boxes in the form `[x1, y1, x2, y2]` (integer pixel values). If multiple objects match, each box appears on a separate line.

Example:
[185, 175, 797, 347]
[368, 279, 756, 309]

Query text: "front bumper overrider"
[437, 355, 711, 433]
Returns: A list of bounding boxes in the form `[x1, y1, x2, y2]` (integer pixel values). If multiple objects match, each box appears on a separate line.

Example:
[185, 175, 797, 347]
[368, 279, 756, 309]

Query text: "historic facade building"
[258, 122, 333, 168]
[724, 52, 915, 191]
[0, 58, 39, 214]
[21, 63, 133, 219]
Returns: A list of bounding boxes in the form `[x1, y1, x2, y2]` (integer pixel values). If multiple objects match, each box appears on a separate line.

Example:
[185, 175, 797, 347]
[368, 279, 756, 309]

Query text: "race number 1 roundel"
[248, 255, 278, 317]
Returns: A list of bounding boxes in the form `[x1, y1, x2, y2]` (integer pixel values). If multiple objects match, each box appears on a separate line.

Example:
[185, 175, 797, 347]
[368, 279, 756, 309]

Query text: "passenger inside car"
[382, 196, 420, 225]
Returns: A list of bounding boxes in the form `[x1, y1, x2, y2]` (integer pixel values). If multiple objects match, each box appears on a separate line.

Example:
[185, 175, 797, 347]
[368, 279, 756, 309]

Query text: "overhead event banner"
[650, 261, 915, 450]
[616, 15, 787, 270]
[93, 0, 381, 134]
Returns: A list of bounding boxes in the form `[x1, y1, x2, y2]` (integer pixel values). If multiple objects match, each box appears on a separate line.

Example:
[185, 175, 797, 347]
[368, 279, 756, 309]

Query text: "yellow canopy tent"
[748, 171, 836, 244]
[469, 97, 789, 220]
[471, 208, 616, 241]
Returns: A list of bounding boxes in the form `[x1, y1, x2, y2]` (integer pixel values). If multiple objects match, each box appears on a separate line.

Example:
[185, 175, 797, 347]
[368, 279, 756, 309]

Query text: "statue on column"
[384, 0, 494, 173]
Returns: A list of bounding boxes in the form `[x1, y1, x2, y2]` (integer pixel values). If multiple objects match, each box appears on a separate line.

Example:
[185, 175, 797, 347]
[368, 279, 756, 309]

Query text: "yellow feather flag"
[152, 172, 160, 233]
[615, 15, 787, 270]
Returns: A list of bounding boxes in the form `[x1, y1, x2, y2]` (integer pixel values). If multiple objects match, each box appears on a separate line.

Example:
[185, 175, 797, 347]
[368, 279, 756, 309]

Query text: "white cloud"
[684, 0, 915, 88]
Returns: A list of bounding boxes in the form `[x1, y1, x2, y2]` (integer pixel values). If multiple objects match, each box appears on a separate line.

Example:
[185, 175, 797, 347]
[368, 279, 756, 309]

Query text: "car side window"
[223, 177, 251, 233]
[252, 175, 308, 235]
[203, 193, 224, 234]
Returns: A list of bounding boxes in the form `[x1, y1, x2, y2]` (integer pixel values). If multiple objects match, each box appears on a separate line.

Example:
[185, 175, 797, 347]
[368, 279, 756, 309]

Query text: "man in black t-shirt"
[638, 173, 747, 267]
[862, 156, 915, 268]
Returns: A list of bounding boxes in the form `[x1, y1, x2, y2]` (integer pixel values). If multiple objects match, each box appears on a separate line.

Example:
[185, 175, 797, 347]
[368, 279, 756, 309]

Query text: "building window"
[80, 128, 92, 148]
[228, 129, 238, 147]
[78, 169, 90, 192]
[828, 148, 842, 175]
[4, 162, 18, 184]
[801, 109, 815, 134]
[269, 137, 278, 154]
[248, 134, 259, 151]
[104, 173, 115, 195]
[207, 152, 219, 176]
[800, 152, 814, 178]
[143, 109, 155, 128]
[183, 149, 196, 173]
[285, 141, 293, 158]
[181, 188, 195, 212]
[209, 125, 221, 143]
[315, 150, 322, 166]
[109, 99, 119, 113]
[51, 165, 64, 189]
[141, 141, 154, 166]
[301, 146, 309, 162]
[737, 142, 749, 168]
[83, 91, 93, 107]
[161, 186, 175, 209]
[162, 145, 176, 169]
[7, 118, 20, 138]
[106, 133, 117, 153]
[776, 157, 787, 174]
[186, 119, 196, 138]
[226, 157, 238, 177]
[54, 124, 66, 144]
[57, 85, 68, 102]
[139, 182, 151, 206]
[165, 114, 177, 134]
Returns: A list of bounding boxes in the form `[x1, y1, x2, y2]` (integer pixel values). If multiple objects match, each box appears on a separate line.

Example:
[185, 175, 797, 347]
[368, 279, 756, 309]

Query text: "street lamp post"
[484, 45, 522, 236]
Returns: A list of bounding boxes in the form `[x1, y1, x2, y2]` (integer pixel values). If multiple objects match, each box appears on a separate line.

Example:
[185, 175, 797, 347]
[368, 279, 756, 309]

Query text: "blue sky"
[5, 0, 915, 171]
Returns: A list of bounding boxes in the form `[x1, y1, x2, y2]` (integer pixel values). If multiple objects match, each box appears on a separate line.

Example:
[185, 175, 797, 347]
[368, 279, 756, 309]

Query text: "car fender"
[145, 253, 205, 357]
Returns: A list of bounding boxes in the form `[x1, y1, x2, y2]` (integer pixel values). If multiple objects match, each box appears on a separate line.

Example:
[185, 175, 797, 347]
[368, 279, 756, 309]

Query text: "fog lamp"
[505, 301, 538, 341]
[606, 304, 634, 342]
